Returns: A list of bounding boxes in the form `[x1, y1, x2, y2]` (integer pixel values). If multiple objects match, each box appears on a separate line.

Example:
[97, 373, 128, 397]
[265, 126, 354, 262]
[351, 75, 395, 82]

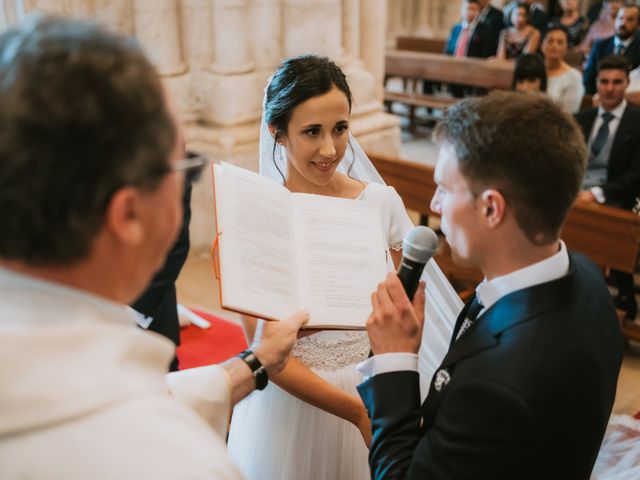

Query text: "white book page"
[214, 163, 298, 320]
[292, 194, 388, 328]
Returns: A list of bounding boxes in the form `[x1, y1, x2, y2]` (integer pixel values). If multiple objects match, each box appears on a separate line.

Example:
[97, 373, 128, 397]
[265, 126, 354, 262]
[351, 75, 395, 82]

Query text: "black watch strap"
[238, 350, 268, 390]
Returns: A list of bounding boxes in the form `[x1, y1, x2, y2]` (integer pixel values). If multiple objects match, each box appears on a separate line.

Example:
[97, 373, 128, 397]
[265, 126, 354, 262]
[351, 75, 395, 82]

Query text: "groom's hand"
[252, 311, 309, 375]
[367, 273, 425, 355]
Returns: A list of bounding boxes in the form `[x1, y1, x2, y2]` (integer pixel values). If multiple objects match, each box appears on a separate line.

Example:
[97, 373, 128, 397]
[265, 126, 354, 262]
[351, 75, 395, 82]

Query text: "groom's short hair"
[0, 15, 176, 265]
[434, 91, 586, 245]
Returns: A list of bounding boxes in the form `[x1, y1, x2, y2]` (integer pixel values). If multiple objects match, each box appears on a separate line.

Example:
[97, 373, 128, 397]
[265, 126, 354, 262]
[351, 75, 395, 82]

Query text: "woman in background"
[498, 2, 541, 60]
[548, 0, 588, 49]
[542, 25, 585, 113]
[512, 52, 548, 93]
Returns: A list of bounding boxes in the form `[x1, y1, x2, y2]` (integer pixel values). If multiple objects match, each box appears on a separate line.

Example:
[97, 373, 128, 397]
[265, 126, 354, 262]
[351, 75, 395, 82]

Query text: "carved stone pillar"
[342, 0, 360, 60]
[210, 0, 253, 74]
[182, 0, 213, 69]
[94, 0, 133, 35]
[361, 0, 386, 101]
[133, 0, 185, 76]
[283, 0, 342, 59]
[248, 0, 283, 71]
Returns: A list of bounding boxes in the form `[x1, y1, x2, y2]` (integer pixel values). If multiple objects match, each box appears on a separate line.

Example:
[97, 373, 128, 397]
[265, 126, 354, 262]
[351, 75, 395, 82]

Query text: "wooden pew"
[385, 50, 514, 90]
[384, 50, 514, 131]
[367, 152, 640, 341]
[396, 36, 447, 54]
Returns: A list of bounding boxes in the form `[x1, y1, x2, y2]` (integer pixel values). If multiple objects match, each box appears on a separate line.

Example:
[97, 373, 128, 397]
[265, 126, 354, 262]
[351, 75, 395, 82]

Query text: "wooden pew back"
[386, 49, 514, 90]
[396, 36, 447, 54]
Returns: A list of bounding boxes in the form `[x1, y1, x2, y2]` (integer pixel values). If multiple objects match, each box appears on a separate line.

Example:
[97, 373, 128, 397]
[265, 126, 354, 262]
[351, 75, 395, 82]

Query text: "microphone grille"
[402, 226, 439, 263]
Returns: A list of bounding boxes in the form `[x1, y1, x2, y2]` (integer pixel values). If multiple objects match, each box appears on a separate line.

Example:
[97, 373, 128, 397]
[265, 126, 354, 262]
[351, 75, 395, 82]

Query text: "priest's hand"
[252, 311, 309, 375]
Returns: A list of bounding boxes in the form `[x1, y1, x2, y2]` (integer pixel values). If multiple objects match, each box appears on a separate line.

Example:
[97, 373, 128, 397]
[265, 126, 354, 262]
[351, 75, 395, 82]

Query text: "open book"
[212, 162, 388, 329]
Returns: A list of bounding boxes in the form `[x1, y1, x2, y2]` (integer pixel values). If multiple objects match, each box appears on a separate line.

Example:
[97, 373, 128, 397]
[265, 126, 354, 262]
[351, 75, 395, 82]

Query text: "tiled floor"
[176, 253, 640, 416]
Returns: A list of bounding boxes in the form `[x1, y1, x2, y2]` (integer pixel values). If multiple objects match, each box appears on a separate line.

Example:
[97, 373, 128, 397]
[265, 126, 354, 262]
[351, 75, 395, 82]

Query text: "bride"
[227, 54, 462, 479]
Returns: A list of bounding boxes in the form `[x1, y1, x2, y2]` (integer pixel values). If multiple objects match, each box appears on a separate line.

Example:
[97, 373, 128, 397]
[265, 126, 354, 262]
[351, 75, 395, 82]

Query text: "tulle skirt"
[227, 359, 370, 480]
[592, 415, 640, 479]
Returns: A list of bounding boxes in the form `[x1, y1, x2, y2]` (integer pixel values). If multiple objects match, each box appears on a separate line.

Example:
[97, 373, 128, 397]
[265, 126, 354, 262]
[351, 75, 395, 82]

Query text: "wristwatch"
[238, 350, 269, 390]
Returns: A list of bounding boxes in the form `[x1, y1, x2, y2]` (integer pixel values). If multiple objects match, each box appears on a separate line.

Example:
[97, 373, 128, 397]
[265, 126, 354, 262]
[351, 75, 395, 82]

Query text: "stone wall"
[1, 0, 400, 252]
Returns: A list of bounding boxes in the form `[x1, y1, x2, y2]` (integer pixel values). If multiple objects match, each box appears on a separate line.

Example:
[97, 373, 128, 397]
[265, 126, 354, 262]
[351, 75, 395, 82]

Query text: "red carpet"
[176, 309, 247, 369]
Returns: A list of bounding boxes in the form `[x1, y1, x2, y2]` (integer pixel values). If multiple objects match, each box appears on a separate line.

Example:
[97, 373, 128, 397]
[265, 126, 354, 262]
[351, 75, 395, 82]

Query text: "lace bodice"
[291, 331, 370, 371]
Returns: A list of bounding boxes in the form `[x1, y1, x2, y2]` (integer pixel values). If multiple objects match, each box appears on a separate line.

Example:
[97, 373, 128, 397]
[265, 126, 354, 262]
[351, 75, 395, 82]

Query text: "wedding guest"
[583, 5, 640, 94]
[227, 54, 461, 480]
[477, 0, 504, 55]
[358, 90, 623, 480]
[575, 55, 640, 321]
[444, 0, 494, 97]
[542, 25, 585, 113]
[503, 0, 548, 33]
[579, 0, 623, 54]
[0, 15, 308, 479]
[445, 0, 494, 59]
[547, 0, 589, 49]
[497, 3, 541, 60]
[512, 52, 548, 93]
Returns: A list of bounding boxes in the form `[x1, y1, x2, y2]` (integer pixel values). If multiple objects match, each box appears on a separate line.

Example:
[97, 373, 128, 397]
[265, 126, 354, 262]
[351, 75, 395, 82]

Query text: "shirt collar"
[615, 35, 634, 48]
[462, 19, 478, 30]
[598, 99, 627, 117]
[476, 240, 569, 312]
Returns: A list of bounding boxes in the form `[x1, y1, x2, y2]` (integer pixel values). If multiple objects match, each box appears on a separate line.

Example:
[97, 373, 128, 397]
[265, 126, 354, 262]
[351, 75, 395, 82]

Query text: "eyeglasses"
[171, 152, 210, 184]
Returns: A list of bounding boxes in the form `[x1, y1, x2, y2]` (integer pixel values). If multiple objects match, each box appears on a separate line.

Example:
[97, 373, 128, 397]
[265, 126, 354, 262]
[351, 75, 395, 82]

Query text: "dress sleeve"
[564, 69, 585, 114]
[384, 186, 414, 251]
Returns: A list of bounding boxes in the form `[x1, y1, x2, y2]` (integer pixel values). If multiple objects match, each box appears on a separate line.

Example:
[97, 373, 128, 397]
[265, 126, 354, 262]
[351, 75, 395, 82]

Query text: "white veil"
[258, 78, 461, 397]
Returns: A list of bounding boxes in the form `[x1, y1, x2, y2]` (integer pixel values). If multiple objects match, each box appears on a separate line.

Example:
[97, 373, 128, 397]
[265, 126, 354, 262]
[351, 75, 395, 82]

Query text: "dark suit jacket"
[132, 180, 192, 371]
[583, 33, 640, 94]
[574, 104, 640, 209]
[358, 252, 623, 479]
[480, 6, 504, 56]
[445, 22, 494, 59]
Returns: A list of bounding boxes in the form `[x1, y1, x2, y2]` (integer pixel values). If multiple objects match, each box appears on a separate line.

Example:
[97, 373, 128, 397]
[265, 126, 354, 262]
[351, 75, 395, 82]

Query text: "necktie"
[590, 112, 614, 157]
[455, 27, 470, 57]
[615, 44, 626, 55]
[455, 295, 483, 342]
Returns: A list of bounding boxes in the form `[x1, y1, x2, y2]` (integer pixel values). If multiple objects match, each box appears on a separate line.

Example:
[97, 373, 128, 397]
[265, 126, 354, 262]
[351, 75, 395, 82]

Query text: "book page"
[292, 194, 388, 328]
[214, 163, 298, 321]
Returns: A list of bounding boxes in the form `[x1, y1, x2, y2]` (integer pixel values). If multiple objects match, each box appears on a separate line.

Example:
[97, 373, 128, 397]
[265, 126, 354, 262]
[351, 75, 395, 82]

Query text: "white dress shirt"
[358, 241, 570, 380]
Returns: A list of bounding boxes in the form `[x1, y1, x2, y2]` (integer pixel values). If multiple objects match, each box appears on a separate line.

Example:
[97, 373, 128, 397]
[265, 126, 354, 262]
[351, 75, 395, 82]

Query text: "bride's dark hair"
[264, 55, 355, 181]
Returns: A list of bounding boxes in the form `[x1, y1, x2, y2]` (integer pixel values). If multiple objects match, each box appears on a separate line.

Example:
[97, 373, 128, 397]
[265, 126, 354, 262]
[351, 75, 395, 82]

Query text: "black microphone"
[397, 226, 439, 300]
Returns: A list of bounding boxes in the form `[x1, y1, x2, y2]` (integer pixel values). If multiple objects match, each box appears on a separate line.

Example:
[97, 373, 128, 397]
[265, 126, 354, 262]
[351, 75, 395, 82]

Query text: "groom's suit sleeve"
[358, 372, 537, 479]
[357, 371, 423, 479]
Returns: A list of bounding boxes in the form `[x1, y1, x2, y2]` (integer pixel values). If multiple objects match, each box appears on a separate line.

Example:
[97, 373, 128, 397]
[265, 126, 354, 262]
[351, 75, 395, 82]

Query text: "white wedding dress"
[227, 183, 462, 479]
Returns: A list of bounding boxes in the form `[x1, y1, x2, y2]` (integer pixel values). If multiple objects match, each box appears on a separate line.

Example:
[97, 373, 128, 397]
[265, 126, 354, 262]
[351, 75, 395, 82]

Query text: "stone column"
[210, 0, 253, 74]
[283, 0, 342, 59]
[361, 0, 387, 101]
[133, 0, 185, 76]
[182, 0, 214, 69]
[342, 0, 360, 60]
[248, 0, 283, 71]
[94, 0, 134, 35]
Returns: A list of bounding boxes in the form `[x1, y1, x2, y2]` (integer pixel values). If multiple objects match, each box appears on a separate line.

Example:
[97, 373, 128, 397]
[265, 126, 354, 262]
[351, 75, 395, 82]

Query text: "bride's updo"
[264, 55, 352, 150]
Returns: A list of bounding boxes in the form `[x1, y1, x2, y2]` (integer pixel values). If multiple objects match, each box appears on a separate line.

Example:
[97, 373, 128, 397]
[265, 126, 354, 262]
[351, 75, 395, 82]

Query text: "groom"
[357, 92, 624, 479]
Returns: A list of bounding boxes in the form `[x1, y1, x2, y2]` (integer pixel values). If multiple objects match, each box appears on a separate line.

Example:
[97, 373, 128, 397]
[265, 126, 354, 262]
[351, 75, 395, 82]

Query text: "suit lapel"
[609, 107, 633, 170]
[421, 259, 575, 424]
